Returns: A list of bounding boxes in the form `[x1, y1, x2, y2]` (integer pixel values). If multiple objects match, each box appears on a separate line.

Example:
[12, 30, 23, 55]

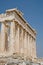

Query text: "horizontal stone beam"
[0, 15, 15, 22]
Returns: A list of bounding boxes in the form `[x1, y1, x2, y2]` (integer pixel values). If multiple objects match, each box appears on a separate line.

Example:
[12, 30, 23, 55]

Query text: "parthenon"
[0, 8, 37, 65]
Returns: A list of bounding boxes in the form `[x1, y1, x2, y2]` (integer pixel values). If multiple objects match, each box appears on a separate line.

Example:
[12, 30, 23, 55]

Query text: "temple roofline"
[6, 8, 36, 34]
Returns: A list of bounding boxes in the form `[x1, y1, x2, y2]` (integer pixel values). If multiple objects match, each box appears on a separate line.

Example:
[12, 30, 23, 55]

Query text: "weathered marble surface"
[0, 57, 40, 65]
[0, 8, 37, 64]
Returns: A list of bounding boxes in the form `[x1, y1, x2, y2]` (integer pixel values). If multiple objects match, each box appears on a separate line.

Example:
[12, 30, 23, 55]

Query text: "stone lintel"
[0, 15, 15, 22]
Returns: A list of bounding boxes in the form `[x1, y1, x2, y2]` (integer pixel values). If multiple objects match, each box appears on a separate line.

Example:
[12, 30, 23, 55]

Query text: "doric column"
[19, 27, 24, 57]
[23, 31, 28, 59]
[29, 35, 32, 59]
[21, 28, 24, 57]
[32, 38, 36, 58]
[30, 37, 33, 58]
[34, 39, 36, 58]
[27, 34, 30, 58]
[4, 25, 8, 51]
[9, 21, 15, 55]
[15, 23, 19, 55]
[1, 22, 6, 52]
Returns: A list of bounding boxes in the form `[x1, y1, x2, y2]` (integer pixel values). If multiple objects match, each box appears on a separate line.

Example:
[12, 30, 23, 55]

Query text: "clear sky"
[0, 0, 43, 58]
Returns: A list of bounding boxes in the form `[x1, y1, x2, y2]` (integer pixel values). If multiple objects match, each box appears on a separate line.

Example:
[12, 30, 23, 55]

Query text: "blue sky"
[0, 0, 43, 58]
